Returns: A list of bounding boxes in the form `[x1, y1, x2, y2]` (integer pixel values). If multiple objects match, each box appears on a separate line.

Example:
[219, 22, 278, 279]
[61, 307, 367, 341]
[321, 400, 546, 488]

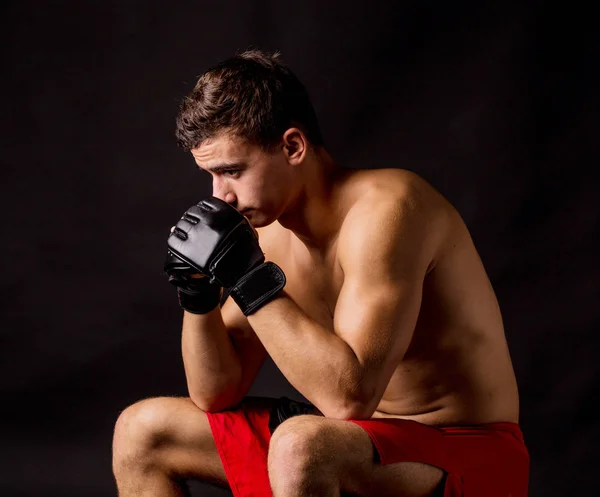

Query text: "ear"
[281, 128, 307, 165]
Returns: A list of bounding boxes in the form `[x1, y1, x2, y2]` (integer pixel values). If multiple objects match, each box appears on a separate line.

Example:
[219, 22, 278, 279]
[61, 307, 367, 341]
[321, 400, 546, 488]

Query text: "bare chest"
[270, 245, 344, 329]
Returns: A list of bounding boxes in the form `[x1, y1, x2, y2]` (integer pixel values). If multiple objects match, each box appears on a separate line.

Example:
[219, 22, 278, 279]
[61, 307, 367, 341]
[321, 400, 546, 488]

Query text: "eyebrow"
[200, 162, 245, 173]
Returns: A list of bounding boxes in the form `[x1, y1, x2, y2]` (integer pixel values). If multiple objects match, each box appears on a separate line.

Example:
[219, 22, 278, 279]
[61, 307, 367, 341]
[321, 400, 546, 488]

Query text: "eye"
[223, 170, 241, 178]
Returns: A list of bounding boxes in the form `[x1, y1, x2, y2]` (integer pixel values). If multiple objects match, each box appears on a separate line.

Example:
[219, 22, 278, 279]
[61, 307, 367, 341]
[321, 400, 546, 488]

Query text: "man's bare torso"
[256, 167, 519, 426]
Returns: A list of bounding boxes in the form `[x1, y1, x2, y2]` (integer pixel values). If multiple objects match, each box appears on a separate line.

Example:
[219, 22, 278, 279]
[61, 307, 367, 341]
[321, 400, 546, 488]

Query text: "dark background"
[1, 1, 598, 496]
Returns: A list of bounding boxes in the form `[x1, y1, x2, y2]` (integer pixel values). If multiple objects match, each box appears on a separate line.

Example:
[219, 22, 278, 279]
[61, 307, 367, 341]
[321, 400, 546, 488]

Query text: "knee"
[268, 415, 332, 476]
[112, 397, 182, 474]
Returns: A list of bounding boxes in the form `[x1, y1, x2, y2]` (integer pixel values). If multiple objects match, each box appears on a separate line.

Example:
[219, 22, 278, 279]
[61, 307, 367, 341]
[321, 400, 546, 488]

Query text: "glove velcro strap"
[229, 262, 286, 316]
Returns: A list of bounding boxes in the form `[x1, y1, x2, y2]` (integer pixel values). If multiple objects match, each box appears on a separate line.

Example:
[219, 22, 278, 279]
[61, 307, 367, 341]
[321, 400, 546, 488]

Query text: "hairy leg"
[112, 397, 228, 497]
[268, 415, 444, 497]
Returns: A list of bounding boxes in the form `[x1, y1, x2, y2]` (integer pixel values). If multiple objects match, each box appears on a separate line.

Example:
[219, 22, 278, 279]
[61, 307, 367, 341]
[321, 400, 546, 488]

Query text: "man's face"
[190, 133, 295, 227]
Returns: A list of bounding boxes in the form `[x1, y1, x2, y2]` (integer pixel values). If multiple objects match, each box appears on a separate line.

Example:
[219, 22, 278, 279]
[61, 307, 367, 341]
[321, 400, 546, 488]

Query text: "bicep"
[334, 264, 424, 385]
[334, 195, 438, 397]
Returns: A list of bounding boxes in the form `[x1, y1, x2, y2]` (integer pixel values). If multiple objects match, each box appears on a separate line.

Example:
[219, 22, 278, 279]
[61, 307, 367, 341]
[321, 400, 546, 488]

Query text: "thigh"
[352, 461, 446, 497]
[114, 396, 228, 487]
[273, 415, 444, 497]
[337, 422, 444, 497]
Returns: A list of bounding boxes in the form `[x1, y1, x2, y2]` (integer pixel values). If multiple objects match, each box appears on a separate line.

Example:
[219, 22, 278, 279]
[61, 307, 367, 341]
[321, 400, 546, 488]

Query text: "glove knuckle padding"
[167, 197, 264, 285]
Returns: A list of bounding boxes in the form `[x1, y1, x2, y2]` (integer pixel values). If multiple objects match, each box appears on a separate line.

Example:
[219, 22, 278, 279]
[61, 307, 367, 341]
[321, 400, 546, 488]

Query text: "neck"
[277, 148, 344, 251]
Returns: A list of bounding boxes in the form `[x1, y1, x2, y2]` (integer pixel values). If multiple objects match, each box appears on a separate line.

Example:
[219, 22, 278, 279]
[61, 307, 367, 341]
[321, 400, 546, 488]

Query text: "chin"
[251, 218, 271, 229]
[250, 212, 278, 228]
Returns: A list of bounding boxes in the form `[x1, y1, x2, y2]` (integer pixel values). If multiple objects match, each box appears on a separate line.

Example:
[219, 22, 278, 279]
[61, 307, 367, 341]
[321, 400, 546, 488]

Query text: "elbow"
[188, 377, 242, 413]
[322, 404, 374, 421]
[318, 382, 379, 420]
[190, 390, 241, 414]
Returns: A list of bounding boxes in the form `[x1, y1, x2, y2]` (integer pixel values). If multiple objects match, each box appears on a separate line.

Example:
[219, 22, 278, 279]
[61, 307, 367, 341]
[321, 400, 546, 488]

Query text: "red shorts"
[206, 397, 529, 497]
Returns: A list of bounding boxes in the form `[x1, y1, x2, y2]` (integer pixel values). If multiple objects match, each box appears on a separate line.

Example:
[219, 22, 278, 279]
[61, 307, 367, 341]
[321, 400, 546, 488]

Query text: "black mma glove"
[164, 251, 222, 314]
[166, 196, 286, 316]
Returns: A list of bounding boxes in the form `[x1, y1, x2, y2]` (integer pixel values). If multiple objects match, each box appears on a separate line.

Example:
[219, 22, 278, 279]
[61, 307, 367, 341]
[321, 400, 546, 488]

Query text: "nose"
[212, 179, 237, 207]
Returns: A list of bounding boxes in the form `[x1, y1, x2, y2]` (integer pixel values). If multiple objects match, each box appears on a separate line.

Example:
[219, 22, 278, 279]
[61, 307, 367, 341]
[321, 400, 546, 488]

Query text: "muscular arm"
[182, 294, 267, 412]
[181, 223, 279, 412]
[246, 193, 443, 419]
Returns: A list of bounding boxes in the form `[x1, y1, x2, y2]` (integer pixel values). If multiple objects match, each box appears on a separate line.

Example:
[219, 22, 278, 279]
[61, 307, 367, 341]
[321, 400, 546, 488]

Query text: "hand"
[166, 197, 285, 316]
[164, 249, 222, 314]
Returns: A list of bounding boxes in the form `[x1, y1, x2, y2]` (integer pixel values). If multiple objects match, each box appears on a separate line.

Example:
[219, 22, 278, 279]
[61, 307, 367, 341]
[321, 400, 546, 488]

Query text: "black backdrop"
[1, 1, 598, 496]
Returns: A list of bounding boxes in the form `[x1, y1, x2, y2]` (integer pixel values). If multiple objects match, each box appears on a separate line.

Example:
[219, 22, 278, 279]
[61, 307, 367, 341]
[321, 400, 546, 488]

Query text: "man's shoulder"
[337, 168, 453, 265]
[340, 166, 423, 190]
[339, 167, 449, 225]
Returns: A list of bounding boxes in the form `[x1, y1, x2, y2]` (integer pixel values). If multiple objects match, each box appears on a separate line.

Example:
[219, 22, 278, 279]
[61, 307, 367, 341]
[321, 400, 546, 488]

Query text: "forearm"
[247, 292, 371, 419]
[181, 308, 242, 411]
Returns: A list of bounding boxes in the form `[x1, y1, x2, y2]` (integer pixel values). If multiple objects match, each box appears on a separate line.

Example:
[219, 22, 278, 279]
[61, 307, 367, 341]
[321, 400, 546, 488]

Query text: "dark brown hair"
[175, 49, 324, 151]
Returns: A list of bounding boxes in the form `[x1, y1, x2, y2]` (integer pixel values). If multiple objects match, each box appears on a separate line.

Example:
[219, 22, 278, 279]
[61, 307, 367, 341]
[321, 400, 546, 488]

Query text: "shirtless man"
[112, 50, 529, 496]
